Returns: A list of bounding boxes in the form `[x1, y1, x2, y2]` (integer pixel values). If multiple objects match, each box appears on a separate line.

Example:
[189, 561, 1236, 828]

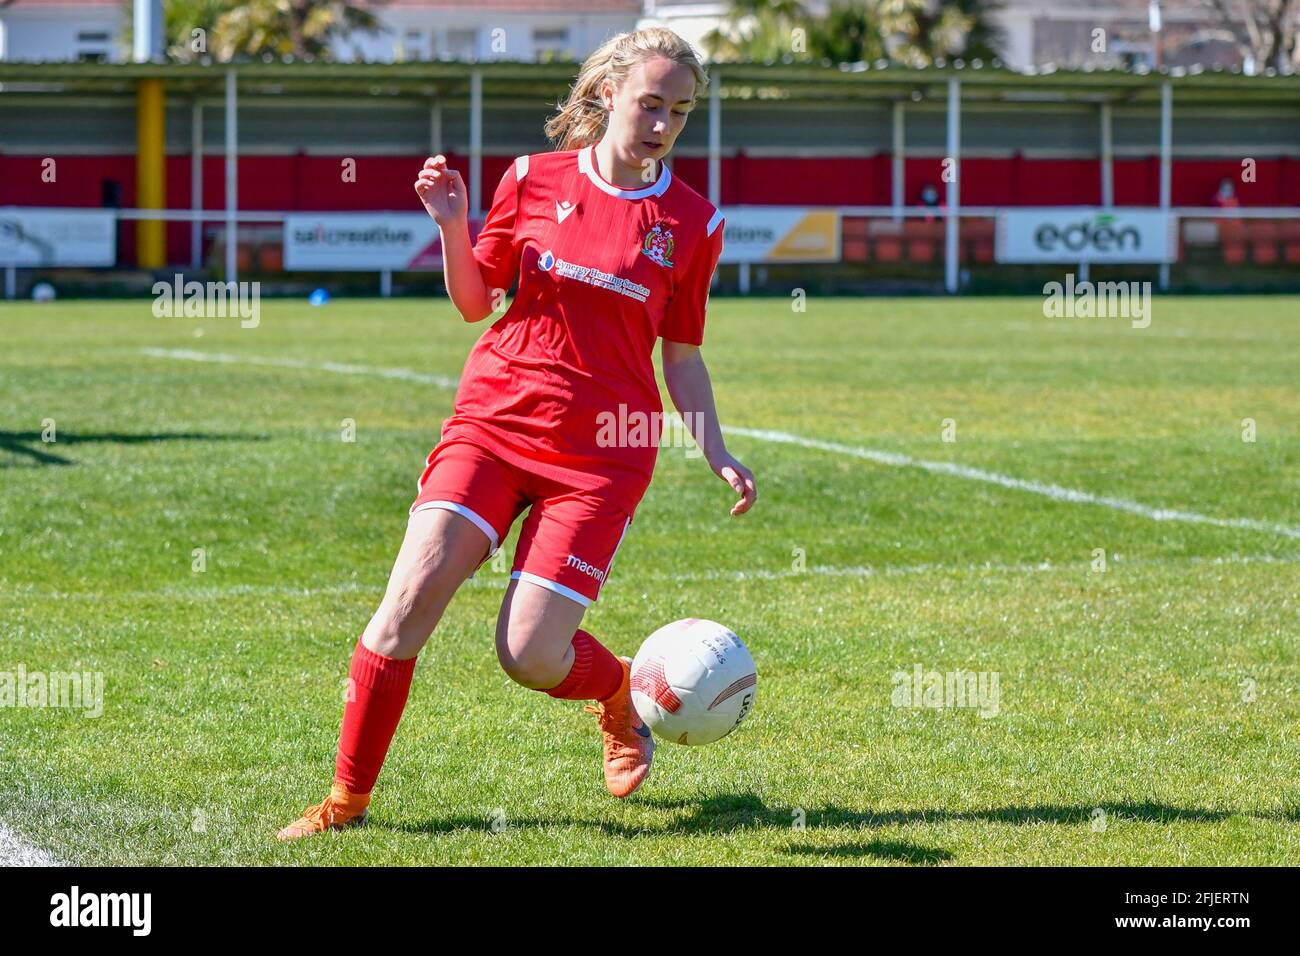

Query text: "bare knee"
[495, 620, 574, 689]
[367, 554, 465, 658]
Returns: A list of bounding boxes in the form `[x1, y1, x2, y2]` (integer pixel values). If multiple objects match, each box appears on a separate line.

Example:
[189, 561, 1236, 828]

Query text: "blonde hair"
[544, 27, 709, 152]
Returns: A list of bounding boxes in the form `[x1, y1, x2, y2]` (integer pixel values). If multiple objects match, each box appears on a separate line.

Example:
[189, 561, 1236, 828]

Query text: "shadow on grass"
[391, 793, 1234, 864]
[0, 430, 264, 467]
[636, 794, 1235, 829]
[785, 840, 954, 864]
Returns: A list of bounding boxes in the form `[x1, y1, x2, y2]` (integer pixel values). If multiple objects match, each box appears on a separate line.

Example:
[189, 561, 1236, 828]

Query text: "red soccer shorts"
[408, 438, 635, 607]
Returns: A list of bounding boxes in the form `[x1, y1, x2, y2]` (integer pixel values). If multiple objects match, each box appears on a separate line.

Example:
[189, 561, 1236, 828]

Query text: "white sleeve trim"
[706, 208, 724, 237]
[514, 155, 529, 181]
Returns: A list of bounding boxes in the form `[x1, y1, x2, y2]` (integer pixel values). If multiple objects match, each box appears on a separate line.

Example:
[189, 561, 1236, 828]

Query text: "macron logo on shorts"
[565, 554, 605, 582]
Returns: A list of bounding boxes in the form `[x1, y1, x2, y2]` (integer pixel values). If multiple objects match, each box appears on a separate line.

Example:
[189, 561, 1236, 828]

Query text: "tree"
[117, 0, 227, 61]
[702, 0, 1003, 67]
[1200, 0, 1300, 72]
[117, 0, 389, 62]
[212, 0, 388, 61]
[702, 0, 823, 63]
[817, 1, 889, 64]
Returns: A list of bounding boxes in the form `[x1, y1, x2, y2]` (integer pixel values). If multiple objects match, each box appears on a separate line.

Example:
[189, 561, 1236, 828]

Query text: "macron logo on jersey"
[566, 554, 605, 581]
[556, 200, 576, 224]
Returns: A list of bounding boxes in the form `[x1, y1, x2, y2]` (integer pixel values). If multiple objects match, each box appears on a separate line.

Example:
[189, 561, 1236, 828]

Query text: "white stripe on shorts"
[604, 515, 632, 580]
[510, 570, 593, 608]
[410, 499, 500, 554]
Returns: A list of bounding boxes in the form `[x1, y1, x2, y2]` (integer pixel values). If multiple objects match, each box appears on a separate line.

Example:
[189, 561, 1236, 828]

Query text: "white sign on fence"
[0, 209, 116, 266]
[996, 208, 1176, 264]
[283, 214, 444, 270]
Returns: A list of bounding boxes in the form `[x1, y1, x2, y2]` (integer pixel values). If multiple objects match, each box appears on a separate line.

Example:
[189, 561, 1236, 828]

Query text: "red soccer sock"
[333, 638, 418, 795]
[542, 628, 624, 702]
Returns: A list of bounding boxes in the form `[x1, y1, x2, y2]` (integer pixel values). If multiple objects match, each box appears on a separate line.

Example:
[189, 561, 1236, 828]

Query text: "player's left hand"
[710, 451, 757, 516]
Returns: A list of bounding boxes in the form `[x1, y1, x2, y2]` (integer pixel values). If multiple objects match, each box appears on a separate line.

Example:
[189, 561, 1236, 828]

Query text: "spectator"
[919, 183, 943, 223]
[1211, 177, 1239, 209]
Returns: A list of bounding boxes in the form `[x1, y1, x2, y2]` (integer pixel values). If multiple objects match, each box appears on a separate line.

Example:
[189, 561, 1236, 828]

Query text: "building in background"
[638, 0, 730, 53]
[992, 0, 1279, 72]
[340, 0, 643, 63]
[0, 0, 648, 63]
[4, 1, 1290, 71]
[0, 0, 120, 62]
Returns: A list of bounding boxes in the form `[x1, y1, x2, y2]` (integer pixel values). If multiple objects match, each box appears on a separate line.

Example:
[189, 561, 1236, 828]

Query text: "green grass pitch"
[1, 294, 1297, 865]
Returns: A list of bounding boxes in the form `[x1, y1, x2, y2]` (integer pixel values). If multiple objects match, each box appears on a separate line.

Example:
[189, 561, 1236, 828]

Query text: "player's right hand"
[415, 155, 468, 226]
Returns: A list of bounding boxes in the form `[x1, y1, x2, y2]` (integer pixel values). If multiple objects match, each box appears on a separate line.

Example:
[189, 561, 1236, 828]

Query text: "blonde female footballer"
[278, 27, 756, 840]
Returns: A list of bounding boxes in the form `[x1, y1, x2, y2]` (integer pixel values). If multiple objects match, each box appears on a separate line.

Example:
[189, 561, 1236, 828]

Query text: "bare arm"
[414, 155, 494, 323]
[661, 339, 758, 516]
[437, 217, 495, 323]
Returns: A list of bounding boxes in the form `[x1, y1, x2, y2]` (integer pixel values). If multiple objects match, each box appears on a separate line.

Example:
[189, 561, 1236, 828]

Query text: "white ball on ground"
[32, 282, 56, 302]
[630, 618, 757, 746]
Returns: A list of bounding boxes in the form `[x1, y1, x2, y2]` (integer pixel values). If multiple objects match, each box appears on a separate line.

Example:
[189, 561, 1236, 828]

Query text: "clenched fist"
[414, 155, 468, 227]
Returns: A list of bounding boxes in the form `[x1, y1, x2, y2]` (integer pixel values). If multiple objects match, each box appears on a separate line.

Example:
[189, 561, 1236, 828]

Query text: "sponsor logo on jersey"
[640, 221, 675, 267]
[541, 249, 651, 303]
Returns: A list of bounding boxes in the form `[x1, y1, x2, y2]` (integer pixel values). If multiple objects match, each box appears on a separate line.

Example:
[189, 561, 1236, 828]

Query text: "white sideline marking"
[140, 347, 460, 390]
[725, 426, 1300, 542]
[691, 552, 1300, 581]
[1004, 321, 1289, 342]
[140, 348, 1300, 541]
[0, 822, 60, 867]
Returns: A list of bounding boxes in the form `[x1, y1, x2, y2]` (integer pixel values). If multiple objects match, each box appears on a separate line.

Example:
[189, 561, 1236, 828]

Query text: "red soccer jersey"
[437, 145, 726, 516]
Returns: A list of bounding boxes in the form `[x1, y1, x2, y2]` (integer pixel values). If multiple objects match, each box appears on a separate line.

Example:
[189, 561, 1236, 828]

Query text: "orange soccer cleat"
[275, 783, 370, 841]
[584, 656, 654, 798]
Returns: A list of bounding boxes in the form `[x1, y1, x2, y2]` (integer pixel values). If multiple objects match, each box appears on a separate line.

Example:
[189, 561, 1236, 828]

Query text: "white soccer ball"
[630, 619, 757, 746]
[32, 282, 56, 302]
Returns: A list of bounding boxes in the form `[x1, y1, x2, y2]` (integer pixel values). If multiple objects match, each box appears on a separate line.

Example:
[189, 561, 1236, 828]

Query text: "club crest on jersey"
[640, 221, 675, 268]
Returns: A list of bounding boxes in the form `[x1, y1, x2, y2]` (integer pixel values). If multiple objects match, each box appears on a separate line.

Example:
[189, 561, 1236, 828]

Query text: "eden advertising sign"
[996, 209, 1176, 264]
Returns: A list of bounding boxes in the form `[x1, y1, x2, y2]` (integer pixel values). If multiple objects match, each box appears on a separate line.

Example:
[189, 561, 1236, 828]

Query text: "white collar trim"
[578, 145, 671, 200]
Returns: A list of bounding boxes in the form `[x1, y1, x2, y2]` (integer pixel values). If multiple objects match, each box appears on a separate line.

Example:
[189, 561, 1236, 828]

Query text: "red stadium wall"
[1, 151, 1296, 267]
